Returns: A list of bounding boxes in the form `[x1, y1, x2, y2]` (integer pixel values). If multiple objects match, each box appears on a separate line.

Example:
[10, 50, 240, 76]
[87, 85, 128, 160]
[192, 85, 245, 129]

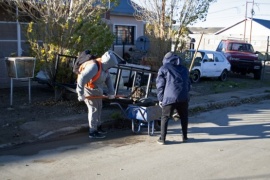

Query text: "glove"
[78, 95, 85, 102]
[108, 95, 115, 99]
[159, 101, 162, 108]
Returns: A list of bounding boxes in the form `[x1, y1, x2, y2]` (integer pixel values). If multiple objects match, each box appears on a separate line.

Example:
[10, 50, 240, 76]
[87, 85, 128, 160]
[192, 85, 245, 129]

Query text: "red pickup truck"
[216, 39, 262, 79]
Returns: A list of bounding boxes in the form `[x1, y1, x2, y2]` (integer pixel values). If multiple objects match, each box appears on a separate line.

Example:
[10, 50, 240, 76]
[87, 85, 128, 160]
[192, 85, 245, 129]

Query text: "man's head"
[163, 51, 181, 65]
[73, 50, 96, 74]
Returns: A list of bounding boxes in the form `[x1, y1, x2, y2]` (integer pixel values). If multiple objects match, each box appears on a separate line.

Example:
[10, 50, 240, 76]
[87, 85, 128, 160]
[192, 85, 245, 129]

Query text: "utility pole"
[249, 0, 255, 43]
[16, 6, 22, 56]
[244, 0, 255, 42]
[244, 1, 247, 41]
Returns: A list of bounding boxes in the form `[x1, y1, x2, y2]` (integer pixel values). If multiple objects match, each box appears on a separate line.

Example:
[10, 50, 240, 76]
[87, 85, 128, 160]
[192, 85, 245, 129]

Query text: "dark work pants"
[160, 101, 189, 141]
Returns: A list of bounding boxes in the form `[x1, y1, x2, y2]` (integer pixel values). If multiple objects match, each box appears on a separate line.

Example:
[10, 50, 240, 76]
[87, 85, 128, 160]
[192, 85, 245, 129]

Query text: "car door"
[213, 53, 227, 76]
[200, 53, 216, 77]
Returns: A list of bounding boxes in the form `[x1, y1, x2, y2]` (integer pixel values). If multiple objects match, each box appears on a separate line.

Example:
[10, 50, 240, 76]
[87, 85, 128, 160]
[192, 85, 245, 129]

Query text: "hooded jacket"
[156, 52, 191, 106]
[76, 50, 118, 97]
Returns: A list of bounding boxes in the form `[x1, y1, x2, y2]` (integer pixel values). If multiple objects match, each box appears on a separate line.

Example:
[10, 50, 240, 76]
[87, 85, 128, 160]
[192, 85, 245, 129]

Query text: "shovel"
[85, 95, 128, 99]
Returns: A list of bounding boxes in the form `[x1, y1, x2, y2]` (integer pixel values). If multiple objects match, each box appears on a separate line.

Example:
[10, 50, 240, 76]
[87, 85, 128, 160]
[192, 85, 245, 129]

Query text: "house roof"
[110, 0, 135, 16]
[215, 18, 270, 35]
[252, 18, 270, 29]
[187, 27, 224, 34]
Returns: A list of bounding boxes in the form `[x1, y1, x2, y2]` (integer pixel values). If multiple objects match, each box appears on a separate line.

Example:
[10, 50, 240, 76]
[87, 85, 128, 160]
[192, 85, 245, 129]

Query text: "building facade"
[188, 18, 270, 53]
[0, 0, 145, 88]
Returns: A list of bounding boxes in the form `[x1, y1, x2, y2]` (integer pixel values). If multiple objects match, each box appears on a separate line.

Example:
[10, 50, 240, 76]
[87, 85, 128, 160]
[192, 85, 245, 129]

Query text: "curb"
[37, 124, 89, 139]
[189, 92, 270, 111]
[1, 92, 269, 149]
[39, 92, 270, 140]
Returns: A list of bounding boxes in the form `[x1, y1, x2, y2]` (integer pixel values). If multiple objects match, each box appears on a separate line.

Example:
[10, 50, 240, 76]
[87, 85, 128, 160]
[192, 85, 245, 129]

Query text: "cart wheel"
[132, 119, 141, 134]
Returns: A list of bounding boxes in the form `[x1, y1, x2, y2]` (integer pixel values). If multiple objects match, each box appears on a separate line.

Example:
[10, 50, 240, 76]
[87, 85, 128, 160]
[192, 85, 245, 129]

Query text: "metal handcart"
[111, 99, 161, 136]
[42, 52, 161, 135]
[109, 62, 161, 136]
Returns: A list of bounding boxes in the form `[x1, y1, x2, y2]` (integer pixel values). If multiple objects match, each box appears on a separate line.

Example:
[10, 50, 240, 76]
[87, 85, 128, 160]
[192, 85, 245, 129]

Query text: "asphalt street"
[0, 99, 269, 180]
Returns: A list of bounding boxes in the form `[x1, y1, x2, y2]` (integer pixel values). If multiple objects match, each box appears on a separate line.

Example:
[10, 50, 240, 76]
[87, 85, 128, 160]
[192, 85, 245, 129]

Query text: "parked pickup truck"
[216, 39, 262, 79]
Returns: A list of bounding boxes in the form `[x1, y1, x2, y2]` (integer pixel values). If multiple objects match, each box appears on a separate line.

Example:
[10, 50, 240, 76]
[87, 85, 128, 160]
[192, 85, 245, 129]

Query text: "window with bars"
[114, 25, 135, 45]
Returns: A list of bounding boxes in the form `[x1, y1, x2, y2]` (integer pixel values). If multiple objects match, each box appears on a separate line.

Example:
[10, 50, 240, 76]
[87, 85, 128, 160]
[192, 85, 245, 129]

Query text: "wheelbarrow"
[110, 99, 161, 136]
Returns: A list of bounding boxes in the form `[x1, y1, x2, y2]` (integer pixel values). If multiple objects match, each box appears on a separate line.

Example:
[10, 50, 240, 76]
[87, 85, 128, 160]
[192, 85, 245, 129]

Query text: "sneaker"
[182, 137, 188, 143]
[157, 137, 165, 145]
[89, 131, 106, 139]
[97, 126, 107, 134]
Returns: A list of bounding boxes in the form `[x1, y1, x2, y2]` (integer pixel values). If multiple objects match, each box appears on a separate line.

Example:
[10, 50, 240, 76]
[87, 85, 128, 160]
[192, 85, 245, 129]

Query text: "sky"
[191, 0, 270, 27]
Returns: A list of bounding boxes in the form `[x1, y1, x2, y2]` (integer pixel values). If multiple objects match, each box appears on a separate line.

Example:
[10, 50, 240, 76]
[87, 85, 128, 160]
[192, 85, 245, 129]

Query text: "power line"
[207, 2, 270, 15]
[255, 14, 270, 16]
[208, 6, 241, 15]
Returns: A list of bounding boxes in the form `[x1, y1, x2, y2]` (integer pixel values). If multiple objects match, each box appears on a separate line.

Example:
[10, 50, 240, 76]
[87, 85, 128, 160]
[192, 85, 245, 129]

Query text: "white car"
[184, 49, 231, 83]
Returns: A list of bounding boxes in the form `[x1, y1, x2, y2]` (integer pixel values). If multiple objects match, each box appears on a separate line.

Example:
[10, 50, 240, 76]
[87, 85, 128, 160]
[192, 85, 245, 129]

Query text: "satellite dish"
[135, 36, 150, 52]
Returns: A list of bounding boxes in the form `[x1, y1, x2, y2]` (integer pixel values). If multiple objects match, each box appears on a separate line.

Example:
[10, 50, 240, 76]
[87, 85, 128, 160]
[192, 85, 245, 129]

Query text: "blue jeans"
[160, 101, 189, 141]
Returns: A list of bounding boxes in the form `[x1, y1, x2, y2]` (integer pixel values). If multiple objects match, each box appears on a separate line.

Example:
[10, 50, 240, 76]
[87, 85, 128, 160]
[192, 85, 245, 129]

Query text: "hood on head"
[162, 51, 181, 65]
[101, 50, 118, 70]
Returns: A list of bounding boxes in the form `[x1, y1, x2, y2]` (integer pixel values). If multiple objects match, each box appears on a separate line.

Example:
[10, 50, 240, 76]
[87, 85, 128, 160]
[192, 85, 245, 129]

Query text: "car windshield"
[183, 50, 205, 67]
[184, 51, 204, 61]
[228, 43, 254, 53]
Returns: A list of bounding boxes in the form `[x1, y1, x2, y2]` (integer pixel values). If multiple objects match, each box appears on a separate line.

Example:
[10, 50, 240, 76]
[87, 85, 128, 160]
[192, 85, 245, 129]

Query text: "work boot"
[97, 125, 107, 134]
[89, 131, 106, 139]
[157, 137, 165, 145]
[182, 136, 188, 143]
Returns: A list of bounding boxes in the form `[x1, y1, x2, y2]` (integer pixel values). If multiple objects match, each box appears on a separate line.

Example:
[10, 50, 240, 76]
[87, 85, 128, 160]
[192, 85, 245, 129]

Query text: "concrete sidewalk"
[1, 86, 270, 149]
[189, 87, 270, 109]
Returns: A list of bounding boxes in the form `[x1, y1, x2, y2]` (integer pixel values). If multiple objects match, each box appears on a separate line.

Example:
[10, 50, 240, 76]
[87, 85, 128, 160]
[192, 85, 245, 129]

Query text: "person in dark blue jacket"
[156, 51, 191, 145]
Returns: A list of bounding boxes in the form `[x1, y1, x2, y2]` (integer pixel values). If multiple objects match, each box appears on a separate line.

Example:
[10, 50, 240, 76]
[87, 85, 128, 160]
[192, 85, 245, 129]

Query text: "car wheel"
[254, 70, 261, 80]
[190, 70, 200, 83]
[219, 70, 228, 81]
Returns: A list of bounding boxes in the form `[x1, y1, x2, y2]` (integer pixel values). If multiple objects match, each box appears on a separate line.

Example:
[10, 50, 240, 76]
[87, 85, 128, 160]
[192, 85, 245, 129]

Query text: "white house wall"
[189, 19, 270, 54]
[217, 21, 270, 42]
[109, 15, 145, 56]
[188, 34, 224, 51]
[189, 33, 269, 54]
[243, 21, 270, 38]
[110, 15, 144, 39]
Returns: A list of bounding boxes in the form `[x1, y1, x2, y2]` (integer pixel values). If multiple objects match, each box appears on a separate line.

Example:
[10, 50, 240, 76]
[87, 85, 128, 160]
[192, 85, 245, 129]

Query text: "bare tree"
[1, 0, 116, 54]
[173, 0, 215, 51]
[2, 0, 112, 21]
[131, 0, 216, 53]
[1, 0, 117, 87]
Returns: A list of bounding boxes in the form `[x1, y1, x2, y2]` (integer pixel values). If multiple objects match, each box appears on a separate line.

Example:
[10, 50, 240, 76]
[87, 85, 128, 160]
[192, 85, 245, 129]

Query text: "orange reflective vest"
[78, 59, 101, 89]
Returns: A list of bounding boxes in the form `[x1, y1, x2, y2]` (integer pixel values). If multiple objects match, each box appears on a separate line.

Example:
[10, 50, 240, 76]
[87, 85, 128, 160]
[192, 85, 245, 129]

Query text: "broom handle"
[85, 95, 127, 99]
